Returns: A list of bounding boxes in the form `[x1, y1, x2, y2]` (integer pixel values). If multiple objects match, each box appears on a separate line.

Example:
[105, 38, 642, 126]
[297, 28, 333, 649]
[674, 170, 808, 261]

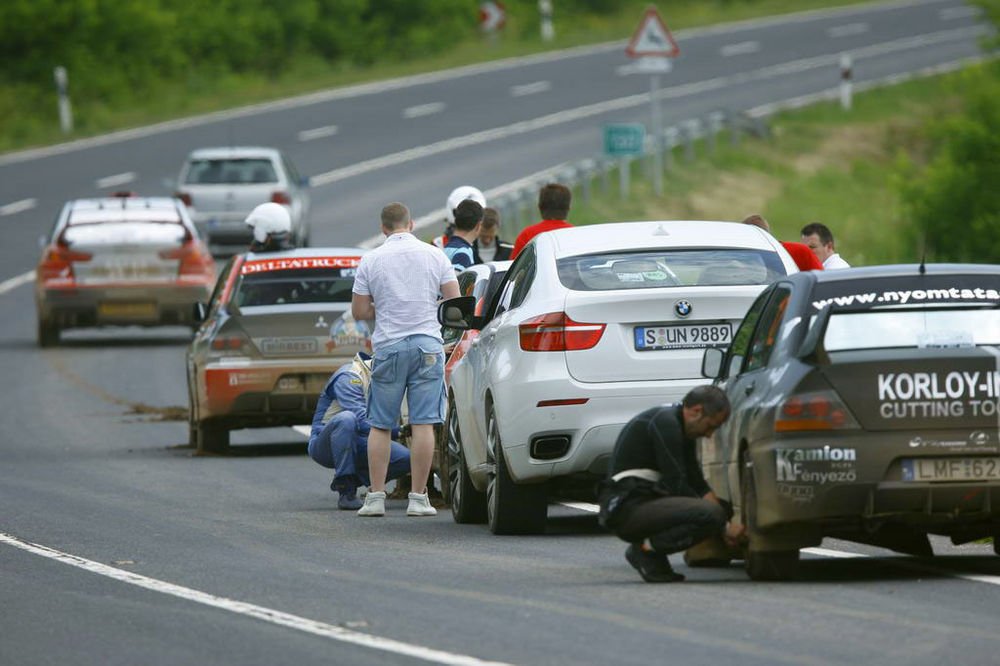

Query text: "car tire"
[742, 455, 799, 581]
[196, 420, 230, 455]
[446, 400, 487, 524]
[486, 406, 547, 535]
[37, 319, 60, 348]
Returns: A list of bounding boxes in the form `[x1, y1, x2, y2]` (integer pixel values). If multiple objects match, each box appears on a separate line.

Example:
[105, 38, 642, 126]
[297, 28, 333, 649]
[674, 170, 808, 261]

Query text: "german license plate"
[260, 337, 318, 355]
[902, 457, 1000, 482]
[634, 322, 732, 351]
[98, 301, 156, 319]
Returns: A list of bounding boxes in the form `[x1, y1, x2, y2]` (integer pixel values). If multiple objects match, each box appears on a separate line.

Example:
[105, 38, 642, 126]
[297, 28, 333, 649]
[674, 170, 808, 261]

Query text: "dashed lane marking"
[939, 6, 981, 21]
[403, 102, 446, 119]
[298, 125, 339, 142]
[292, 425, 312, 437]
[0, 531, 514, 666]
[95, 171, 136, 189]
[510, 81, 551, 97]
[721, 41, 760, 57]
[827, 22, 870, 38]
[0, 198, 37, 216]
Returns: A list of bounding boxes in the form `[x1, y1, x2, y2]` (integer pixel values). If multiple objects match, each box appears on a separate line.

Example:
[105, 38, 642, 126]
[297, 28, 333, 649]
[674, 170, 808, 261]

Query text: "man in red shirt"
[742, 214, 822, 272]
[511, 183, 574, 259]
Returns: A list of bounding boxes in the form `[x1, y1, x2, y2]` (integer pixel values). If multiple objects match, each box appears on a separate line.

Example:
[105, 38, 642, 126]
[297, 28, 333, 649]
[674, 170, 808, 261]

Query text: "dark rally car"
[701, 264, 1000, 580]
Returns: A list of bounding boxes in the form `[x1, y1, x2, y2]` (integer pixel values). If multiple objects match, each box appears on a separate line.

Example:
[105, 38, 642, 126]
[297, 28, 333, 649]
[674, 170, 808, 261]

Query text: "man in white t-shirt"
[351, 202, 460, 517]
[801, 221, 851, 270]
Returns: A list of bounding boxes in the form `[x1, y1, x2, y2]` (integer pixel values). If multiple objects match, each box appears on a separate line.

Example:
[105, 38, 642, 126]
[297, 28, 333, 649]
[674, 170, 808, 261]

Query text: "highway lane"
[2, 1, 1000, 664]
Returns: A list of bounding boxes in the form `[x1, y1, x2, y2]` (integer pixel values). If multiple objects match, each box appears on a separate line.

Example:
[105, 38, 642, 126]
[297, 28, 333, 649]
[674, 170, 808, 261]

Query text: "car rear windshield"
[557, 249, 786, 291]
[824, 309, 1000, 351]
[62, 221, 186, 246]
[235, 268, 355, 307]
[184, 158, 277, 185]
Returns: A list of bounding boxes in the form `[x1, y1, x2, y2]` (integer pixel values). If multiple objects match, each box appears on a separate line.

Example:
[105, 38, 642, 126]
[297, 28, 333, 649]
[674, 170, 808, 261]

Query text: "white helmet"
[446, 186, 486, 223]
[245, 202, 291, 243]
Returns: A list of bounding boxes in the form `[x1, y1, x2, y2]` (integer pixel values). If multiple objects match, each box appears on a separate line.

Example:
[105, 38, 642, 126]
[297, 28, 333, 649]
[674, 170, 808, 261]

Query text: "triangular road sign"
[626, 7, 679, 58]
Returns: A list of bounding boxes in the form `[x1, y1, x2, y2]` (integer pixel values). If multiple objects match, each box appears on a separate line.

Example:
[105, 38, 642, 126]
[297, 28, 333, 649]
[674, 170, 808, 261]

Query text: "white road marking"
[335, 24, 985, 194]
[292, 425, 312, 437]
[827, 22, 870, 38]
[721, 40, 760, 57]
[510, 81, 551, 97]
[95, 171, 136, 189]
[403, 102, 446, 119]
[805, 545, 1000, 586]
[0, 531, 513, 666]
[297, 125, 339, 142]
[939, 6, 981, 21]
[0, 198, 37, 216]
[0, 270, 34, 295]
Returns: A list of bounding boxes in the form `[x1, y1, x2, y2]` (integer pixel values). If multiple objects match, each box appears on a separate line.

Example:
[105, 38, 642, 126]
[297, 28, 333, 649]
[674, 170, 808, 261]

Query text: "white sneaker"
[406, 491, 437, 517]
[357, 491, 386, 517]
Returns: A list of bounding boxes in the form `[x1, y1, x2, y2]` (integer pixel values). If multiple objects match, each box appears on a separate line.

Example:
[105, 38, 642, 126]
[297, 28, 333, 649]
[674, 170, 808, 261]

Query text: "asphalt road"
[2, 2, 999, 665]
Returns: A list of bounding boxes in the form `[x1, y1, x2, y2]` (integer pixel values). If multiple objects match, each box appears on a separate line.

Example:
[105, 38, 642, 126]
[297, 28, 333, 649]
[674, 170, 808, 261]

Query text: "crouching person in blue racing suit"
[308, 352, 411, 509]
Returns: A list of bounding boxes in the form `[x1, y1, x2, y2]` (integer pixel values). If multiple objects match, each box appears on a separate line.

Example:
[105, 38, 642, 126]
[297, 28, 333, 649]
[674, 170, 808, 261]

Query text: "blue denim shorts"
[368, 334, 445, 430]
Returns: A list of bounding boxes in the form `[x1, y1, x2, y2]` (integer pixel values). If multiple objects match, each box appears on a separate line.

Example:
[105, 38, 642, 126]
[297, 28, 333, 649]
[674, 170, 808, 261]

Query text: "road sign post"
[625, 8, 680, 197]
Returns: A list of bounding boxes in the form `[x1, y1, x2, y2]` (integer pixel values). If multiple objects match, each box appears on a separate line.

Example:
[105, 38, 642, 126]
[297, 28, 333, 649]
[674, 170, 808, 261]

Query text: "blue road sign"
[604, 123, 646, 157]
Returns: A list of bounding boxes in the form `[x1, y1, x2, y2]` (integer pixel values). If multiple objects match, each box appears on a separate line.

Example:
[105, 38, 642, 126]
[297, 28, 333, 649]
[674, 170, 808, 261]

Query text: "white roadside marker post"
[840, 53, 853, 111]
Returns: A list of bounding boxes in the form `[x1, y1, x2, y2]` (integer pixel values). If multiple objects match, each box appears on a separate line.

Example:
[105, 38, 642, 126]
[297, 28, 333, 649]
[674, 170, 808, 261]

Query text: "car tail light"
[519, 312, 605, 352]
[160, 240, 213, 278]
[209, 332, 252, 356]
[271, 191, 292, 205]
[775, 390, 859, 432]
[175, 191, 193, 207]
[38, 242, 92, 281]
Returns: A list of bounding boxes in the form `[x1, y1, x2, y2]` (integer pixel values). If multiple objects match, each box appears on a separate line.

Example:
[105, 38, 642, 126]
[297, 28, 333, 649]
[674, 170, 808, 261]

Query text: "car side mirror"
[701, 347, 725, 379]
[438, 296, 476, 330]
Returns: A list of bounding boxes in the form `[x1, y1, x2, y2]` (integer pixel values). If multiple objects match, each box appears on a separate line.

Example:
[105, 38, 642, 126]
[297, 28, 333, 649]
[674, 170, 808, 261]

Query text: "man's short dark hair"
[800, 222, 834, 245]
[683, 385, 730, 417]
[453, 200, 484, 232]
[481, 207, 500, 231]
[742, 214, 770, 232]
[538, 183, 571, 220]
[381, 202, 410, 231]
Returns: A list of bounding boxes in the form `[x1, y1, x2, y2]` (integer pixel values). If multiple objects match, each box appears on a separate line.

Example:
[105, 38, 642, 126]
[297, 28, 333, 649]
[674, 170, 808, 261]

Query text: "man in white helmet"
[432, 186, 486, 249]
[245, 202, 294, 253]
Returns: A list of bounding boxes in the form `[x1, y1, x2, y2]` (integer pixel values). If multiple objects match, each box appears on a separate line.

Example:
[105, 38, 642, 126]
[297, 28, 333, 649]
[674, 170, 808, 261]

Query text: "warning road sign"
[626, 7, 679, 58]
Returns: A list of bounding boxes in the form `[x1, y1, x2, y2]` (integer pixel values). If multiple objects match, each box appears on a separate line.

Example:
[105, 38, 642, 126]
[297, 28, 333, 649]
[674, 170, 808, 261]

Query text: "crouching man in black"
[599, 385, 746, 583]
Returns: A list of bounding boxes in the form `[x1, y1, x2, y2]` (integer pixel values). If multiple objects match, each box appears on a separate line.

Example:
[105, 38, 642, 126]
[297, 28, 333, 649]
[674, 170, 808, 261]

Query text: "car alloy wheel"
[485, 406, 547, 535]
[741, 453, 799, 581]
[447, 396, 486, 524]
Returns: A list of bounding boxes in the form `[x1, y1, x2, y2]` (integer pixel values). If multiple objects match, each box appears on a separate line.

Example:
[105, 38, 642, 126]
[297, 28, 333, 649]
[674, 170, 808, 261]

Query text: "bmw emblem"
[674, 300, 692, 318]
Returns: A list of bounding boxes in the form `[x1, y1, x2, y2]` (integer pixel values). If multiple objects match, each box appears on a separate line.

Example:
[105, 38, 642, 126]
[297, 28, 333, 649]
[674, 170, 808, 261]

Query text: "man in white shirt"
[352, 203, 460, 517]
[801, 222, 851, 269]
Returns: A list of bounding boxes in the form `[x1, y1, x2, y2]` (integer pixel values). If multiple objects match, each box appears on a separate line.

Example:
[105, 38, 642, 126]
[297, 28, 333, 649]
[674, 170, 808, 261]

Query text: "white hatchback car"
[173, 146, 310, 254]
[438, 221, 799, 534]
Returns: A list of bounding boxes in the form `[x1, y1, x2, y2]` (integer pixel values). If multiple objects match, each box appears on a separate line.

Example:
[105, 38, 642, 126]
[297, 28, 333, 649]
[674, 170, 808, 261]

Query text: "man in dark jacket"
[599, 385, 745, 582]
[472, 207, 513, 263]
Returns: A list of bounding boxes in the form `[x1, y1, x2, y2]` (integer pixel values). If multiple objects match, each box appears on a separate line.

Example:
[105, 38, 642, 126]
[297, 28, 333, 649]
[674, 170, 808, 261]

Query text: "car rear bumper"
[748, 433, 1000, 535]
[493, 376, 706, 484]
[196, 357, 349, 424]
[37, 282, 211, 329]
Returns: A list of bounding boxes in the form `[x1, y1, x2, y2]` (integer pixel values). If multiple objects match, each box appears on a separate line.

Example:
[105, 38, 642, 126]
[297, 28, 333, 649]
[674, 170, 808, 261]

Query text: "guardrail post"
[726, 110, 741, 147]
[683, 119, 699, 163]
[707, 111, 725, 156]
[663, 126, 678, 171]
[619, 157, 630, 200]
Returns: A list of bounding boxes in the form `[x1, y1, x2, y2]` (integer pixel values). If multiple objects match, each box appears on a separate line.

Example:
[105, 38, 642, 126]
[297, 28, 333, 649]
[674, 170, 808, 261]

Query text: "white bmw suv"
[438, 221, 798, 534]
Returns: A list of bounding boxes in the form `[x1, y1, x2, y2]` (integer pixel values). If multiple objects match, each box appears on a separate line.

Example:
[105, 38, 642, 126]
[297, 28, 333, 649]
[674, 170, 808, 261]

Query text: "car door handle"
[744, 381, 755, 396]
